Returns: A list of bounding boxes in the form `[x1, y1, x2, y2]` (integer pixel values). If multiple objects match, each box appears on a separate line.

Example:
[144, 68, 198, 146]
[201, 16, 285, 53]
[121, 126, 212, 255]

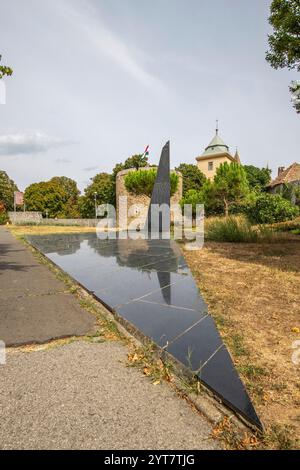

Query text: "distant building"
[196, 126, 241, 180]
[267, 163, 300, 203]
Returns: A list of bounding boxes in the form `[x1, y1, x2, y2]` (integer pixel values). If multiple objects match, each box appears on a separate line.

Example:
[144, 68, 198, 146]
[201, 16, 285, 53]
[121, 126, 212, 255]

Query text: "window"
[208, 162, 214, 171]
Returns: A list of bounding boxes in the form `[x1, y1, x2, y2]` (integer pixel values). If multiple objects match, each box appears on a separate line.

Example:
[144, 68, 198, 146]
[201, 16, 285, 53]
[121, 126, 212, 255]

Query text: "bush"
[180, 187, 224, 217]
[125, 169, 179, 197]
[180, 189, 204, 216]
[245, 193, 299, 224]
[267, 216, 300, 233]
[205, 216, 276, 243]
[205, 216, 259, 243]
[0, 212, 9, 225]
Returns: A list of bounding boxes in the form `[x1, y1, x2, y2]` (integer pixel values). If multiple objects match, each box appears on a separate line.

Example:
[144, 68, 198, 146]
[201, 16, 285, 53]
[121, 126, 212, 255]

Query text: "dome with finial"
[196, 122, 241, 169]
[200, 122, 231, 158]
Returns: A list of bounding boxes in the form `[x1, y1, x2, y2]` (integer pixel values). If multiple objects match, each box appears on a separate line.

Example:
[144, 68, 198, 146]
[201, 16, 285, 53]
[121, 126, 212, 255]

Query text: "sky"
[0, 0, 299, 192]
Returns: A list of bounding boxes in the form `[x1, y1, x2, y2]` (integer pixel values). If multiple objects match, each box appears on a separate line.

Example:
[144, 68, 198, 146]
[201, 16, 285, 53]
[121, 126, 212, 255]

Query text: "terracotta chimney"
[278, 166, 285, 176]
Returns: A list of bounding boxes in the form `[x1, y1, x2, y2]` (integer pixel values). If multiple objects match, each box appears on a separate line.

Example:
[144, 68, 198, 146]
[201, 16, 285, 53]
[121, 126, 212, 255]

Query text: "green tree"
[212, 162, 250, 217]
[50, 176, 80, 217]
[180, 189, 205, 217]
[0, 200, 9, 225]
[79, 173, 115, 218]
[25, 181, 67, 218]
[243, 165, 272, 191]
[175, 163, 206, 196]
[290, 80, 300, 113]
[0, 55, 13, 79]
[266, 0, 300, 71]
[113, 153, 149, 178]
[0, 170, 18, 211]
[266, 0, 300, 112]
[246, 193, 299, 224]
[124, 154, 148, 171]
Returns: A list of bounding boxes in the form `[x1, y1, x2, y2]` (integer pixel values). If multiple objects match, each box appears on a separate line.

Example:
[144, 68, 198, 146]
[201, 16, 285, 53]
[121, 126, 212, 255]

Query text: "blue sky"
[0, 0, 299, 191]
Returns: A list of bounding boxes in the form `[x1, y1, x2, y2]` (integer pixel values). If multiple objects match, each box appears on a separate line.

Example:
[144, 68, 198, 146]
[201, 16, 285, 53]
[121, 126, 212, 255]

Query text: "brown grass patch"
[184, 239, 300, 448]
[8, 225, 97, 236]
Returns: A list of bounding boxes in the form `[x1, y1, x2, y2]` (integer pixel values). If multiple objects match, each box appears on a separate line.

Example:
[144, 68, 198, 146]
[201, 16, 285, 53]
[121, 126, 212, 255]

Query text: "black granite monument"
[146, 141, 171, 236]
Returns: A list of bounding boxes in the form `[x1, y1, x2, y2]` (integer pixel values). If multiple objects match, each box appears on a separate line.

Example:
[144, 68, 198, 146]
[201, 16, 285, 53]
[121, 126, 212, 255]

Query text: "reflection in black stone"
[157, 271, 171, 304]
[27, 232, 262, 430]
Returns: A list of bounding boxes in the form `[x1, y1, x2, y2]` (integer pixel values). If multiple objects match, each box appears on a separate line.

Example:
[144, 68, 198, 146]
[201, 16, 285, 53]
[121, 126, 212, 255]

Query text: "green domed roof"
[201, 131, 231, 157]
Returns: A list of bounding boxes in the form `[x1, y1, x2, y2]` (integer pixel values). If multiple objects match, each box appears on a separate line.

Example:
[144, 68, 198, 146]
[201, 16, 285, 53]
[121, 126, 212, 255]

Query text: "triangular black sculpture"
[143, 141, 262, 430]
[146, 141, 171, 235]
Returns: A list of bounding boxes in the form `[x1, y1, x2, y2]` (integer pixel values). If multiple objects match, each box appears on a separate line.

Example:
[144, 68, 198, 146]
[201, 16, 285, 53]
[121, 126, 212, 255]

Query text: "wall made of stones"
[116, 167, 183, 229]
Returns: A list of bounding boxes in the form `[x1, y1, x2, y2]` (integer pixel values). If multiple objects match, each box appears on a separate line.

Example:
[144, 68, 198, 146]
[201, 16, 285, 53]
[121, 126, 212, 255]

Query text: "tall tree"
[0, 170, 18, 211]
[50, 177, 80, 217]
[79, 173, 115, 218]
[213, 162, 249, 217]
[113, 153, 149, 178]
[290, 80, 300, 113]
[243, 165, 272, 192]
[25, 181, 67, 218]
[175, 163, 206, 196]
[266, 0, 300, 112]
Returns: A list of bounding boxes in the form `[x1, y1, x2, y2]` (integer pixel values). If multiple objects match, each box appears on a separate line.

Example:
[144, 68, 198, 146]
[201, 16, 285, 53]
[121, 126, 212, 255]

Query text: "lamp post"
[94, 192, 97, 220]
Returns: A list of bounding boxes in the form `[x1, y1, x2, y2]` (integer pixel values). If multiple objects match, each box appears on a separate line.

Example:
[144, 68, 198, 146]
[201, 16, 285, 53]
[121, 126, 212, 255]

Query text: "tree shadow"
[0, 241, 37, 275]
[0, 243, 24, 256]
[0, 261, 37, 275]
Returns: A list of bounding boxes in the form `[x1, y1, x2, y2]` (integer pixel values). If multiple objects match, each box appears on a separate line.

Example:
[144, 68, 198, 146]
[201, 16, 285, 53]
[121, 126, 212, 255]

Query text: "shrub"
[125, 169, 179, 197]
[268, 216, 300, 232]
[0, 212, 9, 225]
[180, 189, 204, 216]
[245, 193, 299, 224]
[205, 215, 277, 243]
[205, 216, 259, 243]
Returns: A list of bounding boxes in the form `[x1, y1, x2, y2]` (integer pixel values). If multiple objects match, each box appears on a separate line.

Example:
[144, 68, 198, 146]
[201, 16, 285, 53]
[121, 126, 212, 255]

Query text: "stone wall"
[8, 212, 99, 227]
[8, 212, 43, 224]
[116, 167, 183, 229]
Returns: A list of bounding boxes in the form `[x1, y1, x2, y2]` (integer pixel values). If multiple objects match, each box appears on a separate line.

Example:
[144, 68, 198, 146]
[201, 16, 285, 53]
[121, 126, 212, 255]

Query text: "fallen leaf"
[291, 327, 300, 334]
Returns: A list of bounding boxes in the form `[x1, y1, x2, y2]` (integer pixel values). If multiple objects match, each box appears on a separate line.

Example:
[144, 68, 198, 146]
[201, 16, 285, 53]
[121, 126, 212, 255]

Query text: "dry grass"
[184, 239, 300, 448]
[8, 225, 97, 236]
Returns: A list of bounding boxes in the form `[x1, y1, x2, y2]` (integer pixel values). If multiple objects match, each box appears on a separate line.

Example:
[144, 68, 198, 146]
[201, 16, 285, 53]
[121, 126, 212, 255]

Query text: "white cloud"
[82, 166, 99, 172]
[56, 157, 71, 164]
[0, 131, 70, 156]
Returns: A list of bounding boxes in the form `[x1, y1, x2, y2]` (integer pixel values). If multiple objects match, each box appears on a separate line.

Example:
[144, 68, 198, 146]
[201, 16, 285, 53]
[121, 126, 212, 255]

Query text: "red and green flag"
[143, 145, 149, 157]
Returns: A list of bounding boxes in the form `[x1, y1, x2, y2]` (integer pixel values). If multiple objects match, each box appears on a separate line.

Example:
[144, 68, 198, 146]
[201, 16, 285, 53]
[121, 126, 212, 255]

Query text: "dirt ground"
[184, 239, 300, 448]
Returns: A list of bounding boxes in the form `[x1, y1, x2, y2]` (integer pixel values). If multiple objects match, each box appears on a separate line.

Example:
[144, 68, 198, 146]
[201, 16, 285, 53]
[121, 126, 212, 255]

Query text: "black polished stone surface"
[27, 233, 262, 429]
[117, 301, 203, 348]
[146, 141, 170, 234]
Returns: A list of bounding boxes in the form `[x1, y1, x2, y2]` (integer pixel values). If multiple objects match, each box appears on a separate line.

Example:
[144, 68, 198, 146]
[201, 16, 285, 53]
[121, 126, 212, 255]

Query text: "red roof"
[268, 163, 300, 188]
